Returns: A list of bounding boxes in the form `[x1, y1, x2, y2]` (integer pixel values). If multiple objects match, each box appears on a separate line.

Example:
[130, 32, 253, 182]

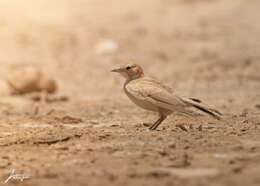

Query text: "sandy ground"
[0, 0, 260, 185]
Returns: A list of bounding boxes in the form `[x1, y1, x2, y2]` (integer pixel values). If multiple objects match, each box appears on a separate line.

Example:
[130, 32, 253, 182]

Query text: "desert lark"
[112, 64, 222, 130]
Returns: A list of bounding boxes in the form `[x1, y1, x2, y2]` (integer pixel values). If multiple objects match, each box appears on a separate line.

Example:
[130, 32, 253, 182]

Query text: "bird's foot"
[142, 123, 160, 131]
[145, 128, 158, 132]
[148, 126, 160, 131]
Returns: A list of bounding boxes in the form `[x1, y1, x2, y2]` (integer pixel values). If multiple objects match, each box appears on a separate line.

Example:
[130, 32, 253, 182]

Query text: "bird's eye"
[126, 66, 131, 70]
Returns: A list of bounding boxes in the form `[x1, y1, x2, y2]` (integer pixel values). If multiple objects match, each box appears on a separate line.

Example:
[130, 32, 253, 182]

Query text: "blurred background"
[0, 1, 260, 186]
[0, 0, 260, 97]
[0, 0, 259, 104]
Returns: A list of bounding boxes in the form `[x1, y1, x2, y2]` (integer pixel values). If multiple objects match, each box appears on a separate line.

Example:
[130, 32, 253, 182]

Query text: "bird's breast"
[123, 84, 159, 112]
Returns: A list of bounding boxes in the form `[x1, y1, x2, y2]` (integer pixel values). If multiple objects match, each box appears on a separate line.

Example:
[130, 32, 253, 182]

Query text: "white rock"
[95, 39, 119, 55]
[160, 168, 219, 178]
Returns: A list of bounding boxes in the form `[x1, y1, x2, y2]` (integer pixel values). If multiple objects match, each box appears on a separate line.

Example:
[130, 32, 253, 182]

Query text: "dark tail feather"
[181, 97, 222, 120]
[209, 108, 222, 116]
[189, 98, 202, 103]
[191, 104, 221, 120]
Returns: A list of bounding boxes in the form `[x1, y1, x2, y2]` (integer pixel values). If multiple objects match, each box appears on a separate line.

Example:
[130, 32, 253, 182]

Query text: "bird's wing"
[126, 78, 185, 111]
[146, 77, 174, 93]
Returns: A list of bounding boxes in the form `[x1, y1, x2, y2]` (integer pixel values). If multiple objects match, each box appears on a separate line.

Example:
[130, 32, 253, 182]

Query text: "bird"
[112, 64, 222, 130]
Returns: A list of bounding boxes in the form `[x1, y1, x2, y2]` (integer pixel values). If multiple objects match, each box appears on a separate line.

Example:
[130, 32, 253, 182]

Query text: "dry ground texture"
[0, 0, 260, 186]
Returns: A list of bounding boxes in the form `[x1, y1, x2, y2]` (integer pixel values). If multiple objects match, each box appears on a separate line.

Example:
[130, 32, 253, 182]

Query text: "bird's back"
[124, 76, 186, 113]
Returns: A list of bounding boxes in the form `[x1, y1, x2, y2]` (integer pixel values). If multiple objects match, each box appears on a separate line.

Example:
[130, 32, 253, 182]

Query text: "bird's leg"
[148, 117, 161, 129]
[149, 115, 167, 130]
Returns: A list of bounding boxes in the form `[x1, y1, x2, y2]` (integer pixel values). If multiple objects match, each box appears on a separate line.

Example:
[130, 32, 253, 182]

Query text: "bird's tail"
[180, 97, 222, 120]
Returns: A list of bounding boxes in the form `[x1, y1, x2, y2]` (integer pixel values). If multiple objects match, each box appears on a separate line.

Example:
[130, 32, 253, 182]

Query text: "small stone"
[7, 65, 57, 95]
[95, 39, 119, 55]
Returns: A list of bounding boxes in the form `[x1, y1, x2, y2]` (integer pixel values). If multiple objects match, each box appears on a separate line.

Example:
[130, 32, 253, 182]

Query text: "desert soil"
[0, 0, 260, 186]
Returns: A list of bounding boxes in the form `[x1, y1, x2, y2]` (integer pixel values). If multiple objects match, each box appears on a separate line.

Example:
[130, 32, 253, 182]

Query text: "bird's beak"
[111, 67, 124, 73]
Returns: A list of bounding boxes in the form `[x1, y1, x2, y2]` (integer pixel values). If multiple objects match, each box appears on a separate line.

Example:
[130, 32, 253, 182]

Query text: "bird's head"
[111, 64, 144, 80]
